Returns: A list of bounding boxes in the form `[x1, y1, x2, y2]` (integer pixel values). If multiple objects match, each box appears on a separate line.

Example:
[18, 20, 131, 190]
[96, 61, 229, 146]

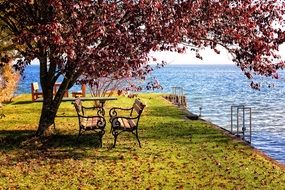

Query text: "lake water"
[18, 64, 285, 164]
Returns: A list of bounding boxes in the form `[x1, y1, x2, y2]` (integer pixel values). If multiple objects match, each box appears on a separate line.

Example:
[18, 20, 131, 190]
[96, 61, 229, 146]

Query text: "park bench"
[53, 83, 69, 97]
[109, 99, 146, 148]
[31, 82, 43, 101]
[72, 83, 86, 97]
[32, 82, 82, 101]
[73, 98, 106, 147]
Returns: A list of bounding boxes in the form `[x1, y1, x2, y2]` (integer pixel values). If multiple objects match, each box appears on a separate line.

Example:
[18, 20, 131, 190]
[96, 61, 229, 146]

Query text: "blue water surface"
[18, 64, 285, 164]
[17, 65, 81, 94]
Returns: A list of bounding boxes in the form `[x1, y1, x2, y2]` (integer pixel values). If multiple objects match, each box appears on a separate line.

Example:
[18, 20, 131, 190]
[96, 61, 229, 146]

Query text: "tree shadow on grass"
[0, 130, 106, 150]
[45, 133, 104, 149]
[11, 100, 34, 105]
[0, 130, 35, 148]
[0, 130, 124, 163]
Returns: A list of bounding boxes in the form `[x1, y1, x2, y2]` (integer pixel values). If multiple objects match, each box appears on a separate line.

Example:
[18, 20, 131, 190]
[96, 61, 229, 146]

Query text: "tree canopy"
[0, 0, 284, 136]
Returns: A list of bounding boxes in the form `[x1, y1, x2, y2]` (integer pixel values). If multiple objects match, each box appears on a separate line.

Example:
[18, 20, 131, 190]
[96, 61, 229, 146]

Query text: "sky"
[148, 47, 234, 65]
[148, 43, 285, 65]
[31, 43, 285, 66]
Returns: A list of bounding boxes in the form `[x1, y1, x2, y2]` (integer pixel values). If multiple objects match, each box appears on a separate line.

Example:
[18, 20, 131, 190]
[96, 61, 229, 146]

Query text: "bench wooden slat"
[133, 104, 141, 114]
[132, 100, 145, 115]
[117, 118, 136, 129]
[81, 117, 101, 130]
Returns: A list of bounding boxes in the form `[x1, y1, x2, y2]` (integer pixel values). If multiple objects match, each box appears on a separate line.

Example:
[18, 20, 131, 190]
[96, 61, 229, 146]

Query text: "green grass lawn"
[0, 93, 284, 189]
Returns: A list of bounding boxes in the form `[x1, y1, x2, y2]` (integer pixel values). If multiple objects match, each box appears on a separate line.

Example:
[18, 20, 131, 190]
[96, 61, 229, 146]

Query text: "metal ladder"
[230, 105, 252, 143]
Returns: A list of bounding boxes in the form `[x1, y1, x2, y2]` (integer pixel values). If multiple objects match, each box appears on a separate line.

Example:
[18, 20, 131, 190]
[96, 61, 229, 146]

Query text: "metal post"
[250, 108, 252, 143]
[237, 107, 239, 135]
[242, 106, 245, 140]
[231, 106, 233, 133]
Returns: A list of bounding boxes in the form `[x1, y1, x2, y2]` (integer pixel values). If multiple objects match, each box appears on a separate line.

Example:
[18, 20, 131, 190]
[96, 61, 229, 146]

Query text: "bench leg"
[113, 135, 118, 148]
[99, 131, 105, 148]
[112, 133, 118, 148]
[135, 130, 141, 148]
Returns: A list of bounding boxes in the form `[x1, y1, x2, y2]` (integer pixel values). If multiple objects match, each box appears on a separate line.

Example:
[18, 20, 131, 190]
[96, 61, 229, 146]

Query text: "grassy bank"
[0, 94, 284, 189]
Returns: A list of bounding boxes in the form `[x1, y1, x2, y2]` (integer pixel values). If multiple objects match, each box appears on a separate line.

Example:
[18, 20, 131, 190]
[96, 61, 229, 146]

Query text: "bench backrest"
[131, 99, 146, 117]
[32, 82, 40, 92]
[31, 82, 43, 101]
[73, 98, 83, 116]
[81, 83, 86, 97]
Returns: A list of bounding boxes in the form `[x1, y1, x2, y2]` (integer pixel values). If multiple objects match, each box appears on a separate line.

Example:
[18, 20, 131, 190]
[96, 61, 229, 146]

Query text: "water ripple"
[151, 64, 285, 164]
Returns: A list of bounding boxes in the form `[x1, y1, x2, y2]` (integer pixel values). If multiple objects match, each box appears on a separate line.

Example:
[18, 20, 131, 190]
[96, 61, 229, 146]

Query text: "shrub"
[0, 58, 20, 103]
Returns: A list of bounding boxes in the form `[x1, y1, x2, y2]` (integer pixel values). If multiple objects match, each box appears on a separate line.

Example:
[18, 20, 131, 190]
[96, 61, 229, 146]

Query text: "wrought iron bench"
[109, 99, 146, 148]
[73, 98, 106, 147]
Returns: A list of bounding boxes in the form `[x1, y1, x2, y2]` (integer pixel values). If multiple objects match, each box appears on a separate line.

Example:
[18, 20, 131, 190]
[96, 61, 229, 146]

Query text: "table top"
[34, 96, 117, 102]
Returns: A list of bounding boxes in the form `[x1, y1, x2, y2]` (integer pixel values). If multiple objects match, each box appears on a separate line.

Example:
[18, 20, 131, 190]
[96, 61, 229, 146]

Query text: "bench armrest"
[109, 107, 133, 117]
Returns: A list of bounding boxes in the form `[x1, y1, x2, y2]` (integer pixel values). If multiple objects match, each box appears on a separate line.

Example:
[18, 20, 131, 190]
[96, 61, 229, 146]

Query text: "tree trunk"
[35, 78, 77, 137]
[35, 53, 79, 138]
[35, 86, 58, 137]
[36, 77, 76, 137]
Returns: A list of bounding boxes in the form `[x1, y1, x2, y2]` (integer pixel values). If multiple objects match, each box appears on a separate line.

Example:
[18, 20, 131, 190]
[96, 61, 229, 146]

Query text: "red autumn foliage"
[0, 0, 284, 136]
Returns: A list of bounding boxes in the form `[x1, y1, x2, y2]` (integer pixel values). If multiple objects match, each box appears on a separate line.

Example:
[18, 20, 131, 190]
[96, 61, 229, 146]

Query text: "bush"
[0, 58, 20, 103]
